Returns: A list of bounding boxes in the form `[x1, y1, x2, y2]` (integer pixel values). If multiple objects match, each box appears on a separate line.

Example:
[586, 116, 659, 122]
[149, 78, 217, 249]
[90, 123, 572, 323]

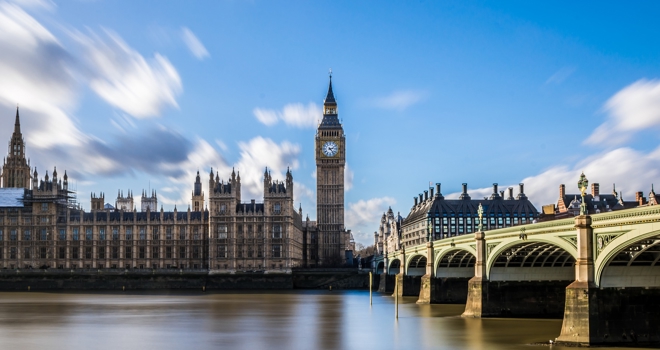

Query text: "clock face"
[322, 141, 338, 157]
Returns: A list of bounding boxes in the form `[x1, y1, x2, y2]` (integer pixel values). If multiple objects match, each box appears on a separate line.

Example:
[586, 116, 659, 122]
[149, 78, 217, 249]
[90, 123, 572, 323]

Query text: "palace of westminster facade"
[0, 78, 352, 271]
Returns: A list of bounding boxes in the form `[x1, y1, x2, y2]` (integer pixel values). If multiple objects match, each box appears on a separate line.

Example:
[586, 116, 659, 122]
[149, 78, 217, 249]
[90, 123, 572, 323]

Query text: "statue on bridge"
[477, 203, 484, 232]
[578, 172, 589, 216]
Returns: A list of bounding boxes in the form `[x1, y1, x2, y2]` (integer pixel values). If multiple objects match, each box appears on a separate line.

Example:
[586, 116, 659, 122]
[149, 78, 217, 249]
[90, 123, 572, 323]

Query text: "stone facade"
[314, 76, 350, 266]
[207, 167, 303, 273]
[398, 183, 539, 249]
[0, 78, 351, 271]
[1, 108, 30, 189]
[0, 109, 305, 272]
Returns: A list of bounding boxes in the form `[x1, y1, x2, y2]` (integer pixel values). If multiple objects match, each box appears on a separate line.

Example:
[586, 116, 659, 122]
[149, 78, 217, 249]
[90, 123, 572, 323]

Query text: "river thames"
[0, 290, 644, 350]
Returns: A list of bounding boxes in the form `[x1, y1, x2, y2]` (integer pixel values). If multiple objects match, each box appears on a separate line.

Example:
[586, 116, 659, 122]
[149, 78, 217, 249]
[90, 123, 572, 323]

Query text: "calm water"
[0, 291, 647, 350]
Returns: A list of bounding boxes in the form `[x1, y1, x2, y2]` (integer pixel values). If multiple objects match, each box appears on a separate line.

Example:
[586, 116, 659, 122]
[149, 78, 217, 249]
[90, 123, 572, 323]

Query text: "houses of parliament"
[0, 78, 352, 271]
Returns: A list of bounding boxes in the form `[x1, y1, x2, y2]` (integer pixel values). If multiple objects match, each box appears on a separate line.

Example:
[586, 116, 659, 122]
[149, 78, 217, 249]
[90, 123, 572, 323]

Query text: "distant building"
[541, 183, 640, 220]
[398, 183, 539, 249]
[375, 207, 403, 261]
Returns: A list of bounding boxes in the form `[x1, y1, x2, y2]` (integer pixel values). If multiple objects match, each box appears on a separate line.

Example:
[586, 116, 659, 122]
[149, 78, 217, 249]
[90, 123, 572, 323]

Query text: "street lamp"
[578, 172, 589, 216]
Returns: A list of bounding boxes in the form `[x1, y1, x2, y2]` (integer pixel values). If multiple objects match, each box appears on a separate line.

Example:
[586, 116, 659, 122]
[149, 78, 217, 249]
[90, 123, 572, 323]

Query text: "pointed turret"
[14, 106, 21, 134]
[2, 106, 30, 188]
[324, 75, 336, 106]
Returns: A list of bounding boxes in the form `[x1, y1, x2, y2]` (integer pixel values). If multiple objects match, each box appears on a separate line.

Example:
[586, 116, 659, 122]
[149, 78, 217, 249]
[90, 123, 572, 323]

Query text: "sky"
[2, 0, 660, 245]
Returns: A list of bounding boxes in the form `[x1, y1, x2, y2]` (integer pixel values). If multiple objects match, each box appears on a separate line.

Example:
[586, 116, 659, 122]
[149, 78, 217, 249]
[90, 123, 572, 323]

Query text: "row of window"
[0, 227, 202, 241]
[0, 246, 202, 260]
[217, 244, 283, 258]
[214, 203, 283, 214]
[216, 224, 283, 239]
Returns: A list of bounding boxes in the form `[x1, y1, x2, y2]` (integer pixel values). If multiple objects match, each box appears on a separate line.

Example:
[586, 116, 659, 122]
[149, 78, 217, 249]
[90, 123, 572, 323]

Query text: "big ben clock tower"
[315, 74, 346, 265]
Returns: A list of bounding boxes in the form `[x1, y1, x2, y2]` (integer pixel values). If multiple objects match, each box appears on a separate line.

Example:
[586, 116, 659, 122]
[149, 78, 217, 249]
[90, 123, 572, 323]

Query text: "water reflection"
[0, 291, 645, 350]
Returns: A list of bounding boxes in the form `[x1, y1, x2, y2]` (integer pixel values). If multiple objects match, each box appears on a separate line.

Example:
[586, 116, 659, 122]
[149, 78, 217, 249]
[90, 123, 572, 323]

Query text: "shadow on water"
[0, 291, 649, 350]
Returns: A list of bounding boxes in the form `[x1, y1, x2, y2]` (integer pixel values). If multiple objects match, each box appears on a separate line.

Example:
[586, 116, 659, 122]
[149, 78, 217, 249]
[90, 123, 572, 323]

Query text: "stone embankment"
[0, 268, 372, 290]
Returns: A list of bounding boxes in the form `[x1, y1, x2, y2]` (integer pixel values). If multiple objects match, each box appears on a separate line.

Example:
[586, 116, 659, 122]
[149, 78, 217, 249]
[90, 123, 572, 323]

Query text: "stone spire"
[324, 73, 336, 106]
[14, 106, 21, 134]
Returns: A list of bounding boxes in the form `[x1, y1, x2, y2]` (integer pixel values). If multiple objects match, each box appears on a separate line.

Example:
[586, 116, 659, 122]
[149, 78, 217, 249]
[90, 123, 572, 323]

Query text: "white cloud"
[215, 139, 228, 152]
[235, 137, 301, 199]
[253, 108, 279, 126]
[346, 196, 397, 245]
[75, 29, 182, 118]
[294, 182, 314, 205]
[587, 79, 660, 146]
[180, 27, 209, 60]
[344, 163, 354, 192]
[369, 90, 427, 111]
[253, 103, 321, 128]
[8, 0, 55, 11]
[0, 3, 86, 149]
[159, 138, 229, 208]
[442, 147, 660, 211]
[545, 66, 576, 85]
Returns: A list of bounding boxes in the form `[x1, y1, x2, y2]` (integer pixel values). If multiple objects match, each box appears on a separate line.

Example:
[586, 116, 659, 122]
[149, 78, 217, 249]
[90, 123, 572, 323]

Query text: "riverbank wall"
[0, 268, 372, 290]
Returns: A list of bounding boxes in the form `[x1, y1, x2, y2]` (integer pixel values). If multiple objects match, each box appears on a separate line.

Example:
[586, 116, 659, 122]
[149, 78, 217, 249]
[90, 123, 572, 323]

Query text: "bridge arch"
[388, 258, 401, 275]
[596, 228, 660, 287]
[406, 254, 427, 276]
[434, 248, 475, 278]
[486, 238, 577, 281]
[376, 261, 385, 274]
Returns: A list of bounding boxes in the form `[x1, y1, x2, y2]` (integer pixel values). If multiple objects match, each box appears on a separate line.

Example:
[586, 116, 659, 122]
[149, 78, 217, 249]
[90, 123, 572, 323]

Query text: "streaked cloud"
[235, 136, 301, 199]
[75, 29, 182, 119]
[346, 196, 397, 244]
[180, 27, 209, 60]
[0, 2, 85, 149]
[253, 103, 321, 128]
[8, 0, 55, 11]
[587, 79, 660, 146]
[545, 66, 576, 85]
[345, 163, 354, 192]
[368, 90, 428, 111]
[444, 146, 660, 211]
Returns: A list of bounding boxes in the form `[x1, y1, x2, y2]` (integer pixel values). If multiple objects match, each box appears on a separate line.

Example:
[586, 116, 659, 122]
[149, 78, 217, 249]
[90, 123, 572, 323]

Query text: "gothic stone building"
[0, 108, 306, 272]
[207, 167, 303, 272]
[304, 75, 353, 266]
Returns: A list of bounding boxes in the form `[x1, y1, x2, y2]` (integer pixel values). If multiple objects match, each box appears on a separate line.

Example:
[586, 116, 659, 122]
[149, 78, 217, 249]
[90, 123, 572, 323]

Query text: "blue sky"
[2, 0, 660, 244]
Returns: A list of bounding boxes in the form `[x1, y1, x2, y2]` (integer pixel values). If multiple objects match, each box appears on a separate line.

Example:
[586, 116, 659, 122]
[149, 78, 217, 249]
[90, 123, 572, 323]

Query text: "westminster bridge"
[373, 205, 660, 346]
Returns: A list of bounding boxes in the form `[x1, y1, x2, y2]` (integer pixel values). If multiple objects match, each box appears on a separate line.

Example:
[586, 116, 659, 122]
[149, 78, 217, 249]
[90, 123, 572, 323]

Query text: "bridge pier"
[378, 273, 393, 293]
[392, 273, 421, 297]
[417, 242, 434, 304]
[463, 231, 487, 317]
[557, 215, 595, 345]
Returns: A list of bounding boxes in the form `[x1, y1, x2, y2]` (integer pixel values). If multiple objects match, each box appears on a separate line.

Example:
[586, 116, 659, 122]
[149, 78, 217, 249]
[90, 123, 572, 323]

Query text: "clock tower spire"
[315, 74, 346, 266]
